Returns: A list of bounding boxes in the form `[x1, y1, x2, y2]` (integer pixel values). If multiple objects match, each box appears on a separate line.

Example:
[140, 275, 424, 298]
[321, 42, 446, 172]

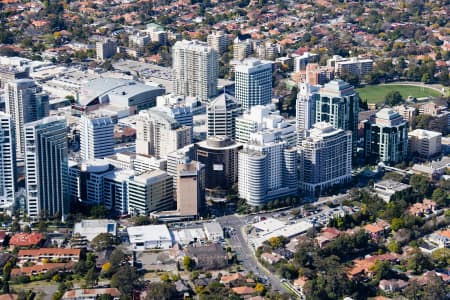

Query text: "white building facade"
[80, 113, 115, 161]
[0, 113, 16, 209]
[172, 40, 218, 101]
[298, 122, 352, 196]
[235, 58, 272, 111]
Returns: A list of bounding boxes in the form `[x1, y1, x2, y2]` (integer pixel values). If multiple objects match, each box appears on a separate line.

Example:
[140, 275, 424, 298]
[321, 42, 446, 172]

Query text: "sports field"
[356, 84, 442, 104]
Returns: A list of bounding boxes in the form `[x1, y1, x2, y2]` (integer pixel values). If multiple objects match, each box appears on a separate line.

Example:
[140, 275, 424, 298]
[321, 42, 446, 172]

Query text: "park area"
[357, 84, 443, 104]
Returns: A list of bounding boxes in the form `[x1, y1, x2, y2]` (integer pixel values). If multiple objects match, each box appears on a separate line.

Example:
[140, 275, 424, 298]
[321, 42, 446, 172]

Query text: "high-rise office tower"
[207, 31, 228, 54]
[238, 132, 297, 206]
[172, 40, 218, 101]
[298, 122, 352, 196]
[135, 109, 192, 159]
[127, 170, 173, 215]
[175, 160, 205, 216]
[235, 58, 272, 111]
[80, 113, 115, 161]
[207, 93, 242, 138]
[195, 136, 242, 198]
[0, 112, 16, 209]
[364, 108, 408, 165]
[296, 83, 319, 144]
[5, 79, 49, 160]
[103, 169, 135, 215]
[314, 80, 359, 155]
[25, 116, 69, 219]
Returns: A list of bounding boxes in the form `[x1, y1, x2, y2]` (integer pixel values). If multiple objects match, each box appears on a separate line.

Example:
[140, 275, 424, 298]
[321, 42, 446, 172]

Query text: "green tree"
[431, 248, 450, 268]
[432, 188, 448, 206]
[84, 267, 98, 288]
[110, 266, 141, 300]
[38, 220, 47, 233]
[145, 282, 177, 300]
[390, 217, 404, 231]
[407, 250, 433, 274]
[384, 91, 403, 106]
[410, 174, 431, 196]
[268, 236, 283, 249]
[90, 233, 120, 251]
[89, 205, 110, 218]
[387, 240, 401, 253]
[23, 225, 31, 233]
[11, 221, 20, 233]
[3, 261, 12, 282]
[183, 256, 195, 271]
[422, 272, 448, 299]
[105, 249, 125, 277]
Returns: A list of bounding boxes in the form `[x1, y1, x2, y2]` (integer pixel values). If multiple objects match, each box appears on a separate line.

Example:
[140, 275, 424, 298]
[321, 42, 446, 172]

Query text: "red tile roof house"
[315, 227, 342, 248]
[220, 273, 247, 287]
[11, 262, 75, 278]
[9, 233, 44, 248]
[347, 254, 400, 280]
[63, 288, 121, 300]
[408, 199, 437, 217]
[293, 276, 308, 294]
[17, 248, 81, 266]
[232, 286, 256, 298]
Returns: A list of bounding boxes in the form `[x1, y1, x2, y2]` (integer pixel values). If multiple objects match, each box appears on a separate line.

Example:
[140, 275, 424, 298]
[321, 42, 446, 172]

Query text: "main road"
[216, 193, 349, 296]
[218, 214, 286, 293]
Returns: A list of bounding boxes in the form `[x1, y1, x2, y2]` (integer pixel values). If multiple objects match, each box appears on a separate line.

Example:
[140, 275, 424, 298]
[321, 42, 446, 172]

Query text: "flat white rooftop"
[127, 224, 172, 244]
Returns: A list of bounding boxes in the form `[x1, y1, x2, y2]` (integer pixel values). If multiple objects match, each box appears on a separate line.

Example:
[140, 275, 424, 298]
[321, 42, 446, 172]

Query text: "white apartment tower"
[5, 78, 49, 160]
[235, 104, 296, 147]
[172, 40, 218, 101]
[135, 109, 192, 159]
[0, 113, 16, 208]
[238, 132, 297, 206]
[207, 31, 228, 54]
[296, 83, 318, 144]
[298, 122, 352, 196]
[80, 113, 115, 160]
[235, 58, 272, 111]
[25, 116, 69, 219]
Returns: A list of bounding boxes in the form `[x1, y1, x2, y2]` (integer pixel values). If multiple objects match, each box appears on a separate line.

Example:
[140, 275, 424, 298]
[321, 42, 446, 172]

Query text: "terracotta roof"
[0, 295, 18, 300]
[18, 248, 81, 257]
[438, 230, 450, 239]
[220, 273, 246, 284]
[293, 276, 308, 288]
[11, 262, 74, 276]
[10, 233, 44, 247]
[364, 224, 384, 234]
[232, 286, 256, 295]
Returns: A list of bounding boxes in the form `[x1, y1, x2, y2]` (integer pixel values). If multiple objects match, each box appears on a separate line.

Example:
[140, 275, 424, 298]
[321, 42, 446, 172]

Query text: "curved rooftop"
[79, 78, 164, 106]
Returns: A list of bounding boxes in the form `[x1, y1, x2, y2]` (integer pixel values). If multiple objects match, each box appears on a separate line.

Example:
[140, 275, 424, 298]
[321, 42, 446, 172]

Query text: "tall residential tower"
[25, 116, 69, 219]
[5, 79, 49, 160]
[80, 113, 115, 160]
[298, 122, 352, 196]
[235, 58, 272, 111]
[0, 113, 16, 209]
[172, 40, 218, 101]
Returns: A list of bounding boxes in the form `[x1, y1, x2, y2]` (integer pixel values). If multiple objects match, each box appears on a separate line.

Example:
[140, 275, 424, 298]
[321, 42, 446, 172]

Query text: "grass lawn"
[357, 84, 442, 104]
